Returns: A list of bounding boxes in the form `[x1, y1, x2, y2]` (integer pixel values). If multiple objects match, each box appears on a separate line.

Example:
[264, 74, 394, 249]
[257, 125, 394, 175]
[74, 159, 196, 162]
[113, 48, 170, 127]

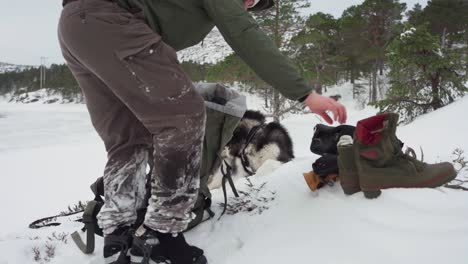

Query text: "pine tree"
[375, 25, 467, 123]
[291, 12, 342, 95]
[406, 3, 424, 27]
[253, 0, 310, 122]
[359, 0, 406, 103]
[408, 0, 468, 79]
[418, 0, 468, 43]
[338, 6, 373, 99]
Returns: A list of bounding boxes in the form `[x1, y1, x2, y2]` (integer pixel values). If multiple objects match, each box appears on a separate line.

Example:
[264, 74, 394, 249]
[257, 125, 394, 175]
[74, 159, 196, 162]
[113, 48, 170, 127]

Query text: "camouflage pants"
[58, 0, 206, 235]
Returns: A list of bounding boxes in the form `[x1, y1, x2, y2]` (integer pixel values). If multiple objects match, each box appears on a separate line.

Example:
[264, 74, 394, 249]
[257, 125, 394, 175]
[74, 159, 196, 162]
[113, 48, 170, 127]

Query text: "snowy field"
[0, 87, 467, 264]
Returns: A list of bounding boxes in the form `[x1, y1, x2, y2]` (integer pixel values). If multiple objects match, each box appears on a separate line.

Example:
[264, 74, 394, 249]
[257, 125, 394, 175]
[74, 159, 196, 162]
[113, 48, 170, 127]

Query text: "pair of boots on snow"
[104, 225, 207, 264]
[310, 113, 457, 198]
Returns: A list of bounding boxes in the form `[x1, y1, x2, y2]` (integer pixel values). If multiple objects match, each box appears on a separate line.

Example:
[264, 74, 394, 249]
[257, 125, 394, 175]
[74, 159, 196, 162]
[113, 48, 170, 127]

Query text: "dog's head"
[310, 124, 355, 155]
[226, 110, 266, 157]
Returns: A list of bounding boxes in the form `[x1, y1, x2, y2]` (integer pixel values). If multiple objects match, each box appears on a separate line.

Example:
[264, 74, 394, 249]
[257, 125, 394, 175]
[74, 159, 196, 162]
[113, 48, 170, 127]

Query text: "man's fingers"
[328, 102, 339, 122]
[319, 111, 333, 124]
[329, 100, 347, 124]
[333, 107, 339, 122]
[340, 104, 347, 124]
[333, 102, 344, 124]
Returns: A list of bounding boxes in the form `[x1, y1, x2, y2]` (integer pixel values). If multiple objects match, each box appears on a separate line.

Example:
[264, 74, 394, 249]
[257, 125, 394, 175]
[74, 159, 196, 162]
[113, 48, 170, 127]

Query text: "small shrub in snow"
[31, 232, 68, 263]
[47, 232, 68, 244]
[32, 247, 41, 262]
[61, 200, 87, 215]
[445, 148, 468, 192]
[32, 242, 58, 263]
[452, 148, 467, 173]
[44, 243, 56, 262]
[219, 181, 276, 216]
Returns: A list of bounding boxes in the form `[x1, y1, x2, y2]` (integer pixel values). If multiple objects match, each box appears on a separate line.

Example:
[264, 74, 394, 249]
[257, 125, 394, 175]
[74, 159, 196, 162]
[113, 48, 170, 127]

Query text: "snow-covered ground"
[0, 87, 467, 264]
[177, 29, 233, 65]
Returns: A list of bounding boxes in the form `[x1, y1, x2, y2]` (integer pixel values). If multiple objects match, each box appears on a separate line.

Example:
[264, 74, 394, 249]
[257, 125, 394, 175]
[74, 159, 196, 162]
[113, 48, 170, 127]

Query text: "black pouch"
[312, 154, 339, 178]
[310, 124, 355, 155]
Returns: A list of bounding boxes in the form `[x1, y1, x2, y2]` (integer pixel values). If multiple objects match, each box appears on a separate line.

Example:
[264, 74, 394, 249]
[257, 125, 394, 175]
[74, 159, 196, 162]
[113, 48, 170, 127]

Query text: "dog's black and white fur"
[208, 110, 294, 190]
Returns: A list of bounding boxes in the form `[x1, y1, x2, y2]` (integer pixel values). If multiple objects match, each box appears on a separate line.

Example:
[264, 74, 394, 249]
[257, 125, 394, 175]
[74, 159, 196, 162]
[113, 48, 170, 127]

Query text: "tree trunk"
[316, 82, 323, 95]
[430, 74, 443, 110]
[441, 27, 447, 50]
[465, 31, 468, 79]
[371, 69, 378, 103]
[379, 59, 384, 76]
[353, 83, 357, 100]
[315, 65, 323, 95]
[351, 69, 356, 99]
[273, 89, 281, 122]
[264, 87, 269, 108]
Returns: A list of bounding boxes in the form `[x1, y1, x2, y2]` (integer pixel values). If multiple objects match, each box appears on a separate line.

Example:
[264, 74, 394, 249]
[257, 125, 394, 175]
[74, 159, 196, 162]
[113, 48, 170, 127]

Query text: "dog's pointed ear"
[242, 110, 266, 124]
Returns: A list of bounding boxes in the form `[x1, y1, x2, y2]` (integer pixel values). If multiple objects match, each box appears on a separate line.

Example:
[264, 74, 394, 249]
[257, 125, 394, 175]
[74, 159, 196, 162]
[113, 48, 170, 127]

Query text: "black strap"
[90, 177, 104, 202]
[240, 125, 264, 176]
[219, 159, 240, 219]
[218, 125, 264, 219]
[203, 197, 216, 218]
[206, 208, 215, 218]
[71, 200, 99, 254]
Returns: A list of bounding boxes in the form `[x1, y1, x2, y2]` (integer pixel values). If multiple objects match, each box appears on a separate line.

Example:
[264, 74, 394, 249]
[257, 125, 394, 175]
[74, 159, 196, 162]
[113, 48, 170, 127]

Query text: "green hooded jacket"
[116, 0, 314, 101]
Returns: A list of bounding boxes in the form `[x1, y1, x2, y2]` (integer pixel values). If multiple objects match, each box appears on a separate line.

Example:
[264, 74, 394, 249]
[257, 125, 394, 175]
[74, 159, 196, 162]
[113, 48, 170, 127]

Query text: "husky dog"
[208, 110, 294, 190]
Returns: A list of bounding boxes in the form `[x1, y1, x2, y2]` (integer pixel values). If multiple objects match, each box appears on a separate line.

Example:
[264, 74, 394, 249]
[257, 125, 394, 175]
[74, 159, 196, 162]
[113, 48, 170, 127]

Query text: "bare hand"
[304, 93, 347, 124]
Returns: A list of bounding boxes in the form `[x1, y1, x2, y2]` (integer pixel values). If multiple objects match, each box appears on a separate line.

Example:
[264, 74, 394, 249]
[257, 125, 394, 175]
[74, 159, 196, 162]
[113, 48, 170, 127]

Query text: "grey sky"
[0, 0, 427, 66]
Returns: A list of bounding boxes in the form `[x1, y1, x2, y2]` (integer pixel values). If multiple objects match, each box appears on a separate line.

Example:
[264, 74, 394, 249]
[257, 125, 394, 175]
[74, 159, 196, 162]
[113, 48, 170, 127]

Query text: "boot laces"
[403, 146, 424, 162]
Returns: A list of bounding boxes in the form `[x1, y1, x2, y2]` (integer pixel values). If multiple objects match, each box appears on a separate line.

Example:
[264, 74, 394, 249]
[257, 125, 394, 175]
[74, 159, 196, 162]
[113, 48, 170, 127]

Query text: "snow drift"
[0, 90, 467, 264]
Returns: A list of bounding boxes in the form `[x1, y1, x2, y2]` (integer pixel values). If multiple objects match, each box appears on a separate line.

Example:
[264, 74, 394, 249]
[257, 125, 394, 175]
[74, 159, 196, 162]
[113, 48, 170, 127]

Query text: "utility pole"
[40, 57, 47, 90]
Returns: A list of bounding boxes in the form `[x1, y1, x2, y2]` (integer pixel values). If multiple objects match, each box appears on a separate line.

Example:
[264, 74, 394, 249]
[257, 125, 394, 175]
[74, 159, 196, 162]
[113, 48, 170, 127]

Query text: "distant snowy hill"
[177, 28, 233, 65]
[5, 88, 84, 104]
[0, 61, 33, 74]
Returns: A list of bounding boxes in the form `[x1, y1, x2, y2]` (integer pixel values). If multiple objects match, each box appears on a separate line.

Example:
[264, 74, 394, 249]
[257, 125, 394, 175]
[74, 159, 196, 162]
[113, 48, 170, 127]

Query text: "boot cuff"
[355, 114, 389, 145]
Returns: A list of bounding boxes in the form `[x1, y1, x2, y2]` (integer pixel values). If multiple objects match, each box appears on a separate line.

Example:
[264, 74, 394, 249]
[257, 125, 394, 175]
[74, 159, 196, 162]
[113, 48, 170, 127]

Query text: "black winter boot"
[104, 226, 133, 264]
[312, 154, 338, 177]
[130, 225, 207, 264]
[157, 231, 207, 264]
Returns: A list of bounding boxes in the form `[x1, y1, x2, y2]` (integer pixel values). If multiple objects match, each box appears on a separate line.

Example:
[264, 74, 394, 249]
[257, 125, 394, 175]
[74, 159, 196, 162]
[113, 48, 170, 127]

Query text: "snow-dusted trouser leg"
[144, 112, 206, 233]
[97, 148, 149, 235]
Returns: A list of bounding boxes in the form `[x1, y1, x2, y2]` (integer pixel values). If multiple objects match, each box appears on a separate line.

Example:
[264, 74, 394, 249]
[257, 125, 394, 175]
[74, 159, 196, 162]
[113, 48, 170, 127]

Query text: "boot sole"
[195, 255, 208, 264]
[361, 168, 457, 199]
[130, 254, 208, 264]
[362, 189, 382, 199]
[341, 185, 361, 195]
[130, 254, 167, 264]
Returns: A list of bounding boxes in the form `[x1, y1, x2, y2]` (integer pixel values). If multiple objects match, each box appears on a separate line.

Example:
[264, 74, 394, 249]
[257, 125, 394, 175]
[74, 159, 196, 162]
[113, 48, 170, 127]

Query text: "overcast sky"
[0, 0, 428, 66]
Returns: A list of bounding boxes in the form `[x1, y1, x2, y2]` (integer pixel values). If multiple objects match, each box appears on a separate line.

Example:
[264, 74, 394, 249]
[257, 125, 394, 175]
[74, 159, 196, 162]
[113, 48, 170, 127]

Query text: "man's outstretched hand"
[303, 93, 347, 124]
